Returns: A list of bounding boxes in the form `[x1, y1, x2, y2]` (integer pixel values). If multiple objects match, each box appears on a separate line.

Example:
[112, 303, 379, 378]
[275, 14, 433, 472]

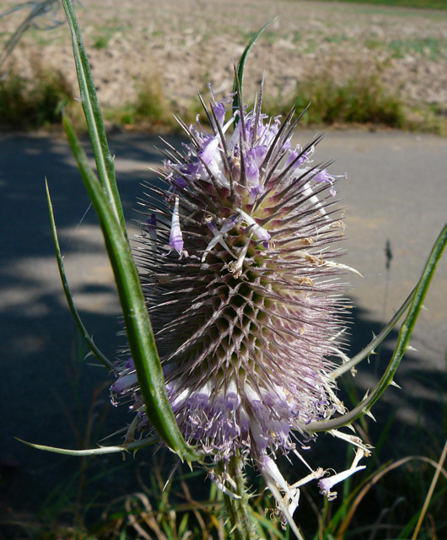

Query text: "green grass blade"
[45, 179, 115, 373]
[232, 20, 275, 113]
[63, 116, 198, 463]
[399, 487, 447, 539]
[61, 0, 125, 232]
[16, 436, 156, 456]
[411, 439, 447, 539]
[305, 223, 447, 433]
[252, 510, 287, 538]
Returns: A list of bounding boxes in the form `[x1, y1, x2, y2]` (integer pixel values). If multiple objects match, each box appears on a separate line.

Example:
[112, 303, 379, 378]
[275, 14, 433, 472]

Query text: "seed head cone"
[112, 92, 350, 468]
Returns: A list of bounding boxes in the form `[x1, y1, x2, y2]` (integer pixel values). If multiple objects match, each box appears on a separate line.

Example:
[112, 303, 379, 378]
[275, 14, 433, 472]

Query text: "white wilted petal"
[319, 447, 367, 501]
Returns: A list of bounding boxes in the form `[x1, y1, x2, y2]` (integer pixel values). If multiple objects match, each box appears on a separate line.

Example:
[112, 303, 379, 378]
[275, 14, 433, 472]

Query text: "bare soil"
[3, 0, 447, 111]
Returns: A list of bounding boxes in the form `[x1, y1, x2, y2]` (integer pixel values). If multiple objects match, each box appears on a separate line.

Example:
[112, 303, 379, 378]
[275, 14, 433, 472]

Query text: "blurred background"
[1, 1, 446, 538]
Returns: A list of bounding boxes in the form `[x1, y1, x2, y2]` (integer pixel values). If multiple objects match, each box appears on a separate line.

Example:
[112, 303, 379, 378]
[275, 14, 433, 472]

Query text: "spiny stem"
[222, 456, 258, 540]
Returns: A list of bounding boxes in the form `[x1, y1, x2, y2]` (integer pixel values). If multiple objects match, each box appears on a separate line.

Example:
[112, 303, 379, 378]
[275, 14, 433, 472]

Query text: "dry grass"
[1, 60, 445, 135]
[0, 61, 73, 130]
[1, 0, 447, 134]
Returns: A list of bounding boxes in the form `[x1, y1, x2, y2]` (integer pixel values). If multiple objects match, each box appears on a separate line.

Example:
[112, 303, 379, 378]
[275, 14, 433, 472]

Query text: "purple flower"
[111, 87, 366, 521]
[212, 101, 226, 125]
[315, 169, 337, 197]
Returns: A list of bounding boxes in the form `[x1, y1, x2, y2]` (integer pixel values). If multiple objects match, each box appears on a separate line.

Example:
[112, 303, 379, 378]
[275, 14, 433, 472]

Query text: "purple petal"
[212, 102, 226, 125]
[200, 136, 219, 166]
[173, 175, 188, 188]
[180, 161, 200, 178]
[169, 197, 184, 253]
[315, 169, 336, 196]
[111, 373, 137, 394]
[245, 146, 267, 194]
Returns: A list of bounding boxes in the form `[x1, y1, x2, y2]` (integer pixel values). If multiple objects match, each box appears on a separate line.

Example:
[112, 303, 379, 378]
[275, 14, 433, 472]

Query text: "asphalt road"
[1, 129, 446, 520]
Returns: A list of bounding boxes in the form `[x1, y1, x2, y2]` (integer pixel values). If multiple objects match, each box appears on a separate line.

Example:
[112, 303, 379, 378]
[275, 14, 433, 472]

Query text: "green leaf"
[232, 20, 275, 113]
[45, 179, 115, 372]
[62, 115, 199, 463]
[61, 0, 125, 232]
[305, 223, 447, 433]
[16, 436, 156, 456]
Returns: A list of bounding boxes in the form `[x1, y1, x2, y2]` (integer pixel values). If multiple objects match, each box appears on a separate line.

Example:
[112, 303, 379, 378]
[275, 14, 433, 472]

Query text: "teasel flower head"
[111, 86, 369, 522]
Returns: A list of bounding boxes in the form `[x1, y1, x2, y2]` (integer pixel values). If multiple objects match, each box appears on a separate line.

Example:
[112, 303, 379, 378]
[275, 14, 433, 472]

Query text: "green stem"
[59, 0, 199, 464]
[222, 456, 258, 540]
[63, 117, 198, 462]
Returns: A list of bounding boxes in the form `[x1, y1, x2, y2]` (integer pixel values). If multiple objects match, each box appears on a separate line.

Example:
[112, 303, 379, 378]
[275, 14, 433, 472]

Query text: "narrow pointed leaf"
[61, 0, 125, 232]
[304, 224, 447, 433]
[232, 20, 275, 113]
[45, 179, 115, 372]
[16, 436, 156, 456]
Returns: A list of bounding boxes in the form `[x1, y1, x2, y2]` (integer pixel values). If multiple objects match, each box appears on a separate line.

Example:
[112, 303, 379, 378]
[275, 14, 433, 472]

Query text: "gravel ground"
[2, 0, 447, 111]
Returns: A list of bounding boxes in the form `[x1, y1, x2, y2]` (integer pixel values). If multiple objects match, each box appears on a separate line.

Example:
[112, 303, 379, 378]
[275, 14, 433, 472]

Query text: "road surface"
[1, 129, 446, 520]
